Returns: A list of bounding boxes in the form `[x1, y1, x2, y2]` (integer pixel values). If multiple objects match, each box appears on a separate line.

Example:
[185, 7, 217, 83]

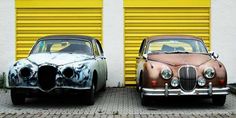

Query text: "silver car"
[7, 35, 107, 105]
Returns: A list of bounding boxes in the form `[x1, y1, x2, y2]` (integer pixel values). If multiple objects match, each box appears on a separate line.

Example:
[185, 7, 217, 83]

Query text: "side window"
[139, 39, 146, 56]
[95, 40, 103, 56]
[93, 41, 100, 56]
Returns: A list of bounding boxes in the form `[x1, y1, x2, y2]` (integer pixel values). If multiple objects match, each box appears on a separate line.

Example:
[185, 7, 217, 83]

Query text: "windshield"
[147, 39, 208, 54]
[31, 39, 93, 55]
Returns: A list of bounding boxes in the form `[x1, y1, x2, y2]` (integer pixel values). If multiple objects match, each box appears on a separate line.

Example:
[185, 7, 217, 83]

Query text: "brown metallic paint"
[138, 36, 227, 89]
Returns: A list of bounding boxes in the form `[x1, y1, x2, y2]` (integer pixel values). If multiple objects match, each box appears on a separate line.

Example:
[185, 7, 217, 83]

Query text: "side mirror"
[143, 54, 148, 59]
[210, 51, 219, 59]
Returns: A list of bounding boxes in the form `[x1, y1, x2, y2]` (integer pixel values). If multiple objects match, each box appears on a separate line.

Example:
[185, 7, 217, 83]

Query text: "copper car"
[136, 35, 229, 106]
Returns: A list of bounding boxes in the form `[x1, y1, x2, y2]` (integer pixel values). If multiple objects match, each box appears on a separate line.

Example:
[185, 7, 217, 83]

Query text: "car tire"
[11, 89, 25, 105]
[136, 84, 139, 92]
[212, 95, 226, 106]
[141, 92, 149, 106]
[85, 83, 95, 105]
[101, 82, 106, 92]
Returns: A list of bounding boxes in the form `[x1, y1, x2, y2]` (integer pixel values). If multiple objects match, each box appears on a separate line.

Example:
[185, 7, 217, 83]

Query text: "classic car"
[136, 35, 229, 106]
[7, 35, 107, 105]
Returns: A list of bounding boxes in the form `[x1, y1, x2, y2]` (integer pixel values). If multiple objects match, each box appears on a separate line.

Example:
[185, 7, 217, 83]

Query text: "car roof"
[38, 35, 96, 42]
[145, 35, 203, 42]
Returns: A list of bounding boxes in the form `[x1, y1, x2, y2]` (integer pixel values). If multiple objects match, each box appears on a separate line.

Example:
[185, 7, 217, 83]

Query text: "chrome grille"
[179, 66, 197, 91]
[38, 65, 57, 91]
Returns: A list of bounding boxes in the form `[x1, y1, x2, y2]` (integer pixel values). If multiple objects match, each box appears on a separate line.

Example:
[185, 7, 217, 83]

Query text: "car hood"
[147, 53, 212, 66]
[27, 53, 94, 66]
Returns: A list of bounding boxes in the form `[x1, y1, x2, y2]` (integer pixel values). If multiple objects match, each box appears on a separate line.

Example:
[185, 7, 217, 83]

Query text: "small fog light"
[198, 77, 206, 87]
[29, 78, 37, 86]
[171, 77, 179, 87]
[56, 77, 64, 86]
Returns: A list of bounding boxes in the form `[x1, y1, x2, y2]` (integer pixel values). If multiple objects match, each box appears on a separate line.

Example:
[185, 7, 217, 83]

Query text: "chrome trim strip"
[142, 87, 230, 96]
[7, 86, 90, 92]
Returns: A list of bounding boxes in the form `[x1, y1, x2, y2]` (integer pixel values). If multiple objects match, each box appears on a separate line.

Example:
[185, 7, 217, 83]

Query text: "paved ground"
[0, 88, 236, 118]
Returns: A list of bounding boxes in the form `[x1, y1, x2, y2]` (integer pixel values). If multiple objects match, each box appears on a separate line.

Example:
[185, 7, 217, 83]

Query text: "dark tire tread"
[11, 89, 25, 105]
[85, 83, 95, 105]
[212, 95, 226, 106]
[141, 93, 149, 106]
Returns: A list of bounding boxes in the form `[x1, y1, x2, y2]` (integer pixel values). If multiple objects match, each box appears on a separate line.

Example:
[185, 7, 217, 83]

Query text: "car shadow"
[10, 88, 229, 111]
[18, 91, 105, 108]
[140, 95, 227, 110]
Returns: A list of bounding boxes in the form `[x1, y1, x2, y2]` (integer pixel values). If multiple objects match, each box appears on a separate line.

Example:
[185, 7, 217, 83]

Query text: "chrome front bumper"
[142, 82, 230, 96]
[7, 86, 90, 93]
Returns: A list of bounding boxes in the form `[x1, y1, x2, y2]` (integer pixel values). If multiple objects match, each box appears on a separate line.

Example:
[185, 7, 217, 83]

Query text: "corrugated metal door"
[16, 0, 103, 60]
[124, 0, 211, 85]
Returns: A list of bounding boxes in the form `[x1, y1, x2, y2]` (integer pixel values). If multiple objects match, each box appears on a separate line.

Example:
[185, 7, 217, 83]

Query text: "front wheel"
[11, 89, 25, 105]
[101, 82, 106, 92]
[212, 95, 226, 106]
[136, 84, 139, 92]
[85, 83, 95, 105]
[141, 92, 149, 106]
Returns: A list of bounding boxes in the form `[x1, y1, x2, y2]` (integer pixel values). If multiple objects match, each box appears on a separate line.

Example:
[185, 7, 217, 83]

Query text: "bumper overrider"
[142, 82, 230, 96]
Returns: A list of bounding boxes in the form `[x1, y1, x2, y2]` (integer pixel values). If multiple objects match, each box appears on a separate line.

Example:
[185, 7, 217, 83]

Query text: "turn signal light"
[219, 79, 225, 86]
[151, 80, 158, 88]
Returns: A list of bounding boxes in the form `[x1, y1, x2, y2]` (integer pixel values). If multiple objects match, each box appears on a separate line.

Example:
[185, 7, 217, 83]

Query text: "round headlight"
[197, 77, 206, 87]
[171, 77, 179, 87]
[19, 67, 33, 79]
[161, 67, 172, 80]
[62, 67, 75, 79]
[203, 67, 215, 79]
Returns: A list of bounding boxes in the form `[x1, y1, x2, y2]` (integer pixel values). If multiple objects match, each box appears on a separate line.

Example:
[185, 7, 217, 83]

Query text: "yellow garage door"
[16, 0, 103, 60]
[124, 0, 211, 85]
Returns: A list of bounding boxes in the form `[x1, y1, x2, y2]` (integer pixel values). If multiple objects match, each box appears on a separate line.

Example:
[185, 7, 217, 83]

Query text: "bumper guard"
[142, 82, 229, 96]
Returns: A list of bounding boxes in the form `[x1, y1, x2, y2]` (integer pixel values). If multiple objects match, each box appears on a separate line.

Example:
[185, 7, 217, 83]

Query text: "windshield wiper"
[166, 51, 190, 54]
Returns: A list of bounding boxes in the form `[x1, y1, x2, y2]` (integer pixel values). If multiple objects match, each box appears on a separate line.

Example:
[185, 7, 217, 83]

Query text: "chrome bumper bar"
[7, 86, 90, 93]
[142, 82, 230, 96]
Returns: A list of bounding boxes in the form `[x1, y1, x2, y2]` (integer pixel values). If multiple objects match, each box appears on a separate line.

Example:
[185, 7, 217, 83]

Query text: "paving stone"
[0, 88, 235, 117]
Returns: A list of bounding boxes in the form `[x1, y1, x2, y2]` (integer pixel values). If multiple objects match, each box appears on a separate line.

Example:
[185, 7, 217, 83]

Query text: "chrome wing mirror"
[143, 54, 148, 59]
[210, 51, 219, 59]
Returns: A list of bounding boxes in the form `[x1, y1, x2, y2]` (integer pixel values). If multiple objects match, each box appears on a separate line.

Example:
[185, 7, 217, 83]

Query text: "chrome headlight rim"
[18, 66, 34, 79]
[161, 67, 173, 80]
[197, 77, 206, 87]
[171, 77, 179, 87]
[203, 67, 215, 79]
[61, 66, 75, 79]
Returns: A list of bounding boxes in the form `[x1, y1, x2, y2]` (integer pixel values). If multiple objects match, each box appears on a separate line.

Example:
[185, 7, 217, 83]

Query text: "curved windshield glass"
[147, 39, 207, 54]
[31, 39, 93, 55]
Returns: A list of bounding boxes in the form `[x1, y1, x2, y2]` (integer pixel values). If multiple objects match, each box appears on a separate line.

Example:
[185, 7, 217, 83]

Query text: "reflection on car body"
[136, 35, 229, 106]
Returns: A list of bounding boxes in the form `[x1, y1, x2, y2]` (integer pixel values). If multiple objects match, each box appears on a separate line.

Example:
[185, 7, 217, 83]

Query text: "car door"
[93, 39, 106, 90]
[136, 39, 147, 85]
[95, 40, 107, 82]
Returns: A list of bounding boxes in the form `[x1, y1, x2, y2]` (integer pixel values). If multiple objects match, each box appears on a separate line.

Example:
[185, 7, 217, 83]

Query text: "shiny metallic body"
[136, 36, 229, 98]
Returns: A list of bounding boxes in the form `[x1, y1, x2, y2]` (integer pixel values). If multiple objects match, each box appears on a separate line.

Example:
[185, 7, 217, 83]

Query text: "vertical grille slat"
[179, 66, 197, 91]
